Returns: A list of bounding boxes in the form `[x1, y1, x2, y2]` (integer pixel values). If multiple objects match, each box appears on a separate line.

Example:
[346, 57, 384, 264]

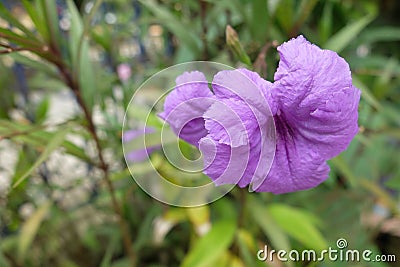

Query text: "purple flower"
[158, 71, 215, 147]
[117, 63, 132, 82]
[123, 127, 160, 162]
[159, 36, 360, 194]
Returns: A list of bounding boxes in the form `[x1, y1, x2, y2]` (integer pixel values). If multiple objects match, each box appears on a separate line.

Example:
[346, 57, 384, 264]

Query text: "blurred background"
[0, 0, 399, 266]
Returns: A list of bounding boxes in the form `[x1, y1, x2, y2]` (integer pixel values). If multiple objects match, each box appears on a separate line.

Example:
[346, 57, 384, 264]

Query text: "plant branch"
[253, 40, 278, 78]
[53, 50, 136, 265]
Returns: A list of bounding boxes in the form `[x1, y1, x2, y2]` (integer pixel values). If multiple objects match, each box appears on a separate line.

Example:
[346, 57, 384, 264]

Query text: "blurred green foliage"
[0, 0, 399, 266]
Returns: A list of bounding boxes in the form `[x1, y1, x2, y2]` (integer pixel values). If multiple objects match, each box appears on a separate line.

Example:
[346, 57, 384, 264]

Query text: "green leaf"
[61, 139, 94, 163]
[249, 0, 269, 41]
[249, 197, 292, 259]
[35, 97, 49, 123]
[100, 234, 119, 267]
[384, 175, 400, 190]
[180, 220, 236, 267]
[0, 120, 93, 163]
[67, 0, 96, 111]
[324, 14, 375, 53]
[275, 0, 294, 34]
[294, 0, 318, 33]
[358, 26, 400, 44]
[330, 155, 358, 187]
[0, 28, 42, 48]
[318, 1, 333, 44]
[12, 149, 33, 183]
[352, 76, 382, 111]
[0, 3, 38, 40]
[372, 57, 399, 99]
[0, 252, 10, 267]
[9, 53, 59, 78]
[236, 229, 266, 267]
[13, 127, 70, 188]
[22, 0, 49, 41]
[139, 0, 201, 55]
[267, 204, 327, 251]
[18, 202, 52, 259]
[42, 0, 62, 49]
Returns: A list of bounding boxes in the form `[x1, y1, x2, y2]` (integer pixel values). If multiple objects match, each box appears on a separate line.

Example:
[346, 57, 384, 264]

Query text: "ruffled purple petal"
[199, 136, 252, 187]
[272, 35, 360, 159]
[255, 127, 330, 193]
[212, 69, 276, 115]
[255, 36, 360, 193]
[199, 69, 276, 188]
[159, 71, 214, 146]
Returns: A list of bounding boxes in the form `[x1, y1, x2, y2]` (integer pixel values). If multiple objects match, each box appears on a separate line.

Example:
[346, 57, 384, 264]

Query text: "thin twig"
[0, 124, 47, 141]
[54, 58, 135, 264]
[253, 40, 278, 78]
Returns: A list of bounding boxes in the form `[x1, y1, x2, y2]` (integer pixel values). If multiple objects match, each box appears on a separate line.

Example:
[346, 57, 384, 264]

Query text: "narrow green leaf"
[330, 155, 358, 187]
[10, 53, 58, 77]
[12, 149, 32, 185]
[61, 139, 93, 163]
[352, 76, 382, 111]
[0, 252, 10, 267]
[0, 3, 38, 40]
[294, 0, 318, 32]
[100, 234, 119, 267]
[18, 202, 52, 259]
[318, 1, 333, 44]
[13, 127, 70, 188]
[0, 28, 42, 48]
[250, 0, 269, 41]
[384, 175, 400, 190]
[139, 0, 201, 55]
[35, 97, 49, 123]
[267, 204, 327, 251]
[42, 0, 62, 49]
[22, 0, 49, 41]
[324, 14, 375, 53]
[249, 197, 292, 258]
[373, 57, 398, 99]
[67, 0, 95, 110]
[236, 229, 266, 267]
[360, 180, 399, 215]
[275, 0, 294, 33]
[66, 0, 83, 65]
[0, 120, 93, 163]
[134, 206, 161, 250]
[358, 26, 400, 44]
[180, 220, 236, 267]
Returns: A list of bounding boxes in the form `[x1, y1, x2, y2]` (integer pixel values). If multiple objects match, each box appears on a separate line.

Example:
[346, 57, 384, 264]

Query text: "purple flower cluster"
[159, 36, 360, 194]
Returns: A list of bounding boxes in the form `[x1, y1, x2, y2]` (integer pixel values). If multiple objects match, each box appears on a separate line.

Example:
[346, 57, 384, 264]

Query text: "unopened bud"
[226, 25, 239, 47]
[225, 25, 252, 66]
